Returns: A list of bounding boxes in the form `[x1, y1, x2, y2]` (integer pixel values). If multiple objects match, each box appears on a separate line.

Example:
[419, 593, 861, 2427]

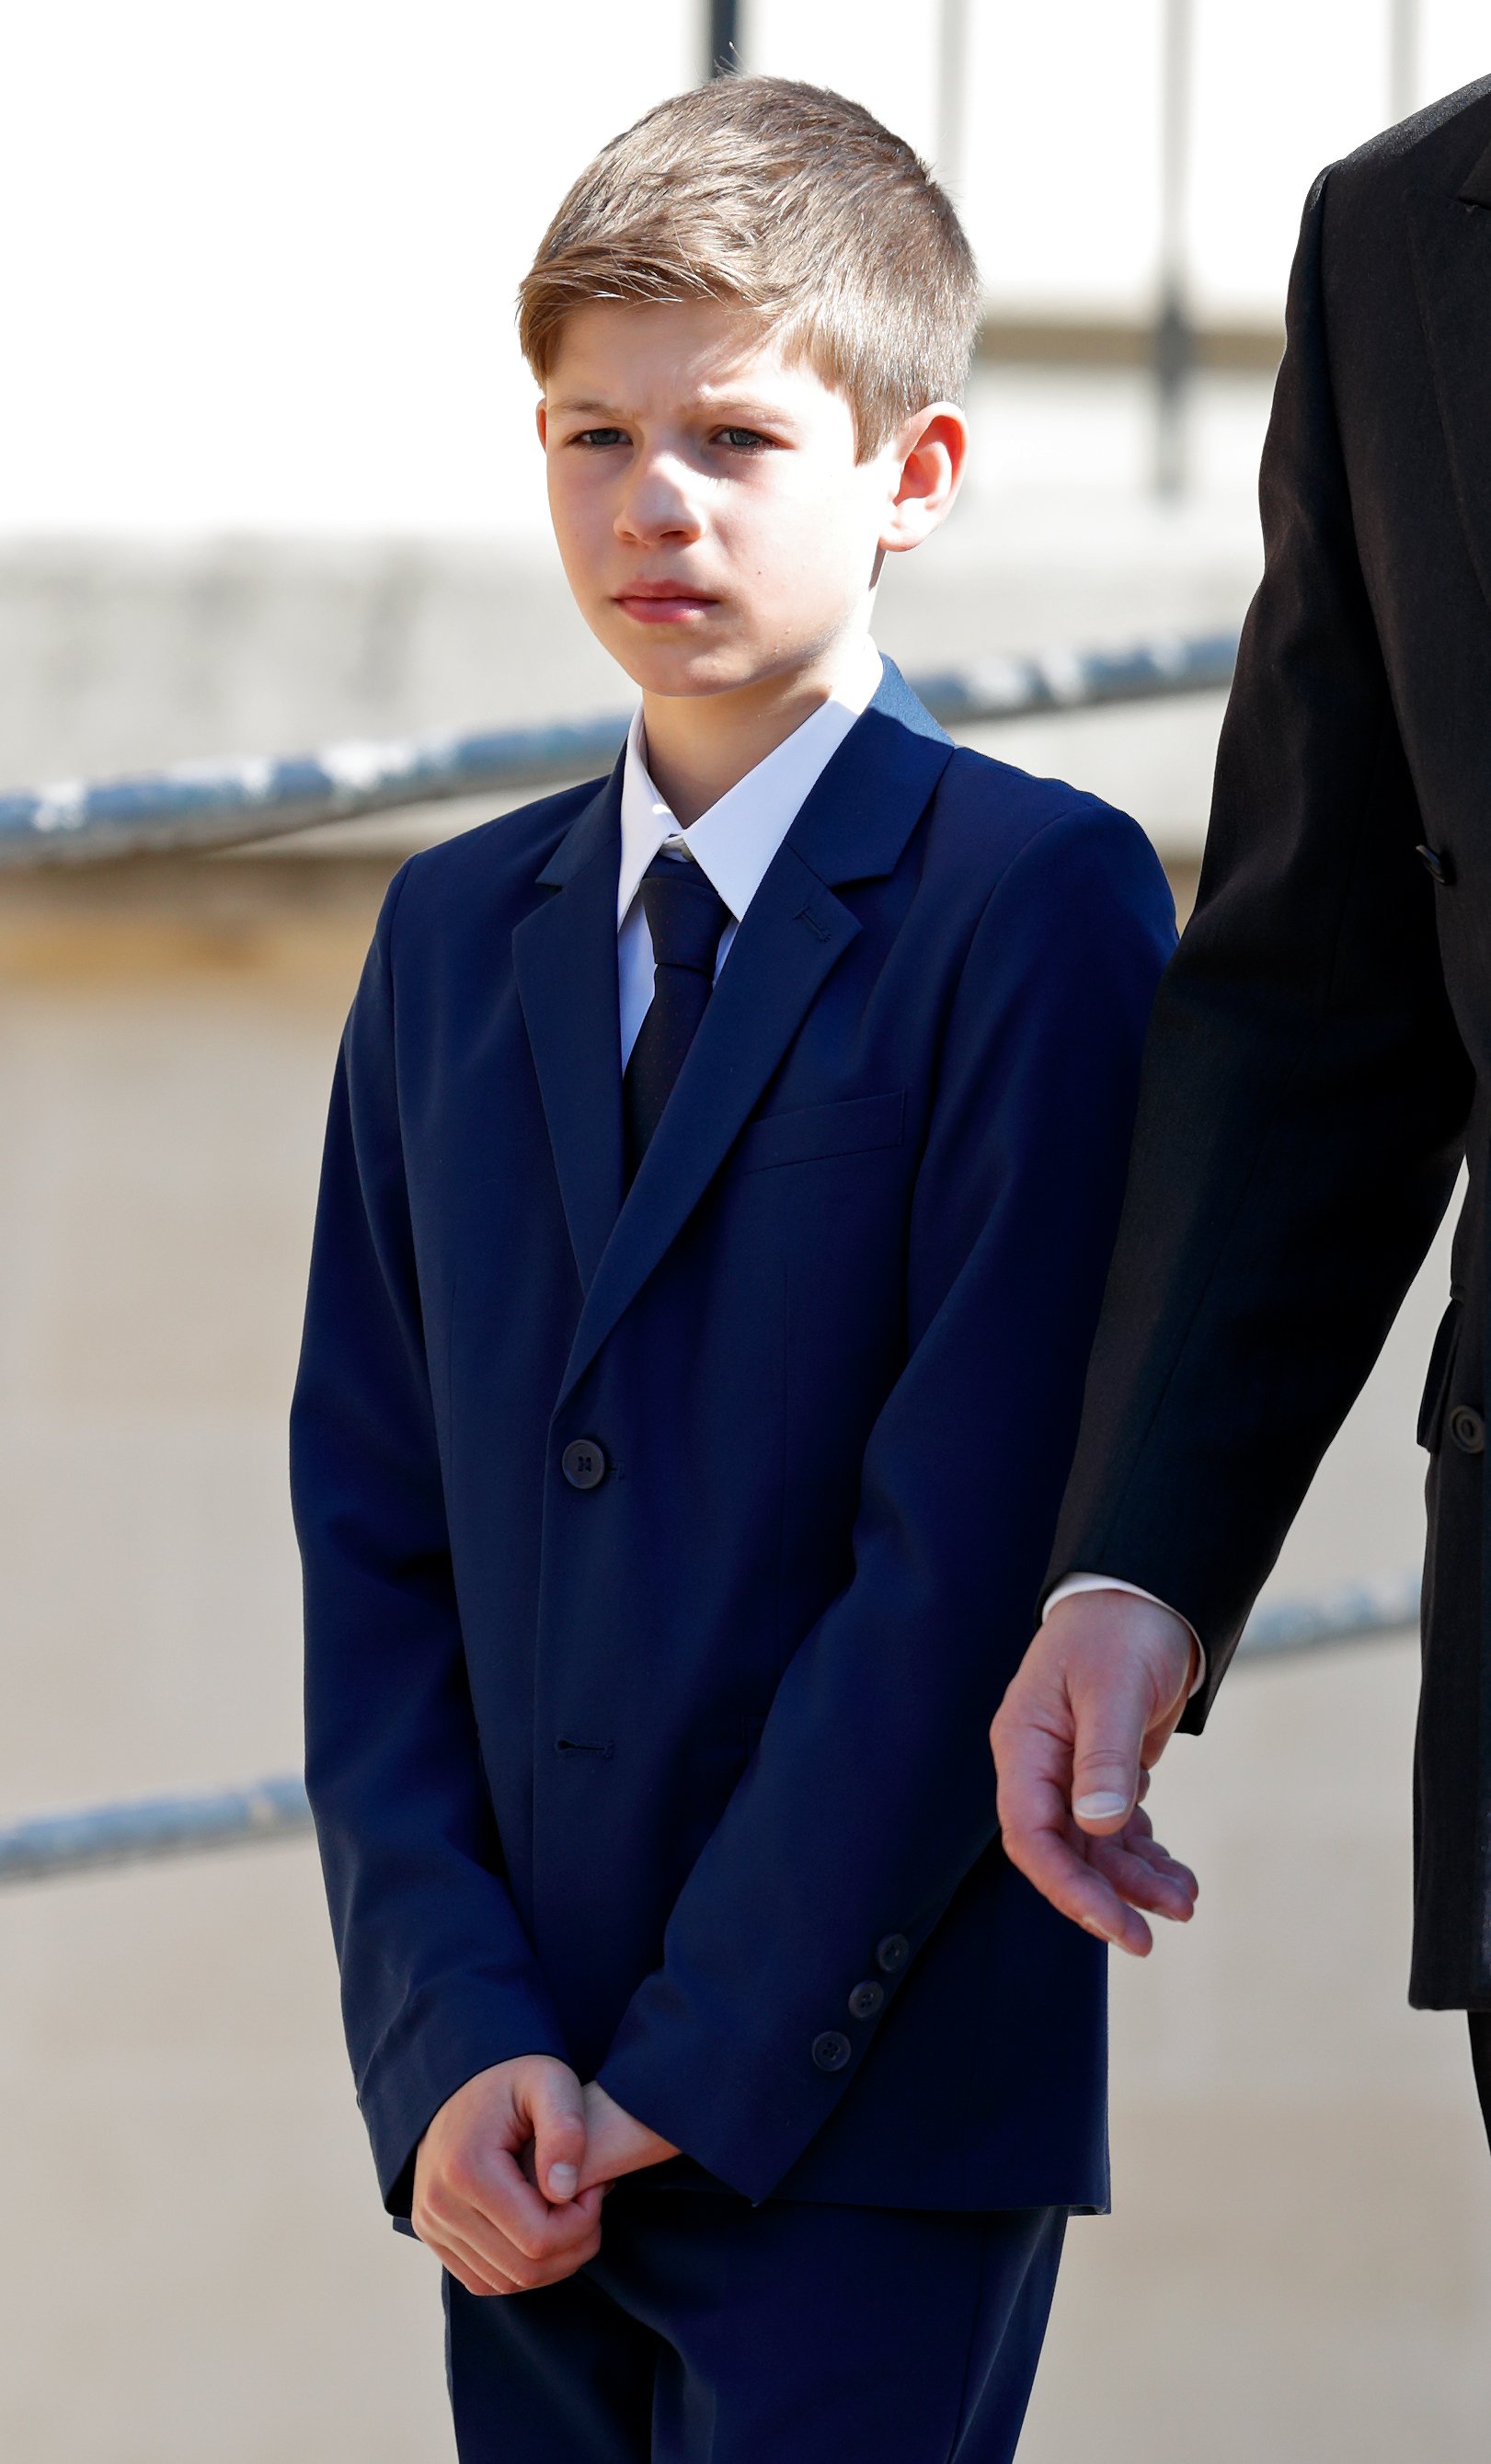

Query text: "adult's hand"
[411, 2054, 605, 2297]
[990, 1589, 1201, 1955]
[576, 2080, 680, 2195]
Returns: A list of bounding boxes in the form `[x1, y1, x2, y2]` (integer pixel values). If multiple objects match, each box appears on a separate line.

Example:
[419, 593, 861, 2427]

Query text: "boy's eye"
[571, 427, 627, 449]
[715, 427, 774, 452]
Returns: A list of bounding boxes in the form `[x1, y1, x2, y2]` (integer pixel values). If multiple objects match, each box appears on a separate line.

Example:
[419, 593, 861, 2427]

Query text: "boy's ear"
[878, 404, 968, 556]
[535, 399, 549, 449]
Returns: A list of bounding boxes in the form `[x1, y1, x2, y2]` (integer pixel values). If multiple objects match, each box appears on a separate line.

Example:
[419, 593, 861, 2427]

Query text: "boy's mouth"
[614, 580, 719, 625]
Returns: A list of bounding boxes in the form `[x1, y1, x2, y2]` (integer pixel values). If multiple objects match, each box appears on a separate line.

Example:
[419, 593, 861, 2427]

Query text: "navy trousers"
[443, 2184, 1066, 2463]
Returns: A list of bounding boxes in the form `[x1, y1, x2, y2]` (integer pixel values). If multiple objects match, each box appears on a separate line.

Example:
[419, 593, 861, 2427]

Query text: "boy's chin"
[604, 635, 820, 705]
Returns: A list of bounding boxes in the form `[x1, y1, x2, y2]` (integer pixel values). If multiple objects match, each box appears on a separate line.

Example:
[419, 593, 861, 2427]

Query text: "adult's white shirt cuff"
[1042, 1573, 1207, 1697]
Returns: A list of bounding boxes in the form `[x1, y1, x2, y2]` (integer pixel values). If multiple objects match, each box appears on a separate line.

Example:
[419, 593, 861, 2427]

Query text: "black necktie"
[624, 853, 730, 1179]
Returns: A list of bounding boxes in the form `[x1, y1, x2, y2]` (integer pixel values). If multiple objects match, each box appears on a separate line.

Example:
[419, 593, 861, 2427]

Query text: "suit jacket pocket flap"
[733, 1089, 905, 1175]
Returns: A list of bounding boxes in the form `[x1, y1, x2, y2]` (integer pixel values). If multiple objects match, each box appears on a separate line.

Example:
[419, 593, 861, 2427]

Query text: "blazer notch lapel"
[512, 775, 626, 1293]
[557, 849, 858, 1404]
[786, 662, 955, 888]
[552, 670, 953, 1404]
[1408, 183, 1491, 626]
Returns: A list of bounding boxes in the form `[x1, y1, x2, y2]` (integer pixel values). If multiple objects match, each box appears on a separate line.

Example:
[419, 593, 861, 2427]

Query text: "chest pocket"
[732, 1089, 905, 1175]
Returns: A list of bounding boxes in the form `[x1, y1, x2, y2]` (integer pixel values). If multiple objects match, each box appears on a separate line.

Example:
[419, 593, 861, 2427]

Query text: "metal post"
[936, 0, 971, 196]
[1389, 0, 1418, 120]
[1154, 0, 1196, 499]
[706, 0, 740, 79]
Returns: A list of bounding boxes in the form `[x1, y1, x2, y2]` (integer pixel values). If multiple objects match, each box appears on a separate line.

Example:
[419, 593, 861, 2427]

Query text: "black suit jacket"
[1049, 77, 1491, 2009]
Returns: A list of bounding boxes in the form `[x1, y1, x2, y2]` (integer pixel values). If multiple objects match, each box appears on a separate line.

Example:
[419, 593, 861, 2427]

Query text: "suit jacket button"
[811, 2030, 853, 2072]
[1450, 1405, 1485, 1455]
[1416, 843, 1455, 886]
[876, 1933, 910, 1975]
[848, 1980, 885, 2021]
[561, 1438, 608, 1490]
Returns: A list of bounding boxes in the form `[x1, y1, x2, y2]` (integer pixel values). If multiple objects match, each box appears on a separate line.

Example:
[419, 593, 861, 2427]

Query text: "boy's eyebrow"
[547, 391, 799, 427]
[698, 396, 796, 426]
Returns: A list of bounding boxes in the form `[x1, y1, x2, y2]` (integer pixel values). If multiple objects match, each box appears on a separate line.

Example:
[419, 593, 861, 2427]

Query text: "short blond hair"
[518, 77, 980, 459]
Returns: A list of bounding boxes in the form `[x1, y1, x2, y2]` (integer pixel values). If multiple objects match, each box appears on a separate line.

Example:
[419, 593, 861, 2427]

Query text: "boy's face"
[538, 300, 956, 703]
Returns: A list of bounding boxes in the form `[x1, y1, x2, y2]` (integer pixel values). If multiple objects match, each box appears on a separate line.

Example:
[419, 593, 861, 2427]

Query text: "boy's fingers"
[476, 2154, 602, 2263]
[434, 2223, 522, 2298]
[525, 2064, 589, 2204]
[442, 2199, 601, 2293]
[413, 2197, 522, 2295]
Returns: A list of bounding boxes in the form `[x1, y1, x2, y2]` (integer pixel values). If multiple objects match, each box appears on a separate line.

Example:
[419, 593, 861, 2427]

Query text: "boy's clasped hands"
[411, 2059, 679, 2298]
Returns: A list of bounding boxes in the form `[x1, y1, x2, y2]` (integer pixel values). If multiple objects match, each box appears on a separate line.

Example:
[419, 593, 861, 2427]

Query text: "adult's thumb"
[527, 2065, 587, 2204]
[1069, 1661, 1150, 1832]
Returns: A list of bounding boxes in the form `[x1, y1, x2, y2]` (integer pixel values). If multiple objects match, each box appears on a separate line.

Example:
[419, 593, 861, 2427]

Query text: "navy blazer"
[292, 661, 1175, 2217]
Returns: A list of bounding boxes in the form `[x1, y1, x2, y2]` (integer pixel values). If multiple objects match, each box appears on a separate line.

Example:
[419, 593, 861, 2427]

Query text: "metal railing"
[0, 1569, 1419, 1887]
[0, 1777, 313, 1885]
[0, 632, 1240, 867]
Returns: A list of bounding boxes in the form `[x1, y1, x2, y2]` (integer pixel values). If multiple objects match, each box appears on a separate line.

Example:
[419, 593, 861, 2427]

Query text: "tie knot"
[640, 854, 730, 976]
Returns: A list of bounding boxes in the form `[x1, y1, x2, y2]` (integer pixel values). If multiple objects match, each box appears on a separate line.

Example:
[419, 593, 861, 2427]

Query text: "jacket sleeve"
[1045, 168, 1473, 1720]
[596, 801, 1176, 2200]
[291, 865, 568, 2218]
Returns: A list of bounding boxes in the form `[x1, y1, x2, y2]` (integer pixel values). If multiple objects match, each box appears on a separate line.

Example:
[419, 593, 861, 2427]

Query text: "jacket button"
[561, 1438, 609, 1490]
[1450, 1405, 1485, 1455]
[848, 1980, 885, 2021]
[1416, 843, 1455, 886]
[876, 1933, 910, 1975]
[811, 2030, 853, 2072]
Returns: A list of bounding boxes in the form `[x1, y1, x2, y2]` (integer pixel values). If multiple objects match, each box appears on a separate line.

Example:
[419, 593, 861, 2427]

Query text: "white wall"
[2, 0, 1486, 531]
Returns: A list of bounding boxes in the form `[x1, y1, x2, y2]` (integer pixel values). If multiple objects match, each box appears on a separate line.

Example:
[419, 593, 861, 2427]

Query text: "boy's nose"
[614, 459, 704, 547]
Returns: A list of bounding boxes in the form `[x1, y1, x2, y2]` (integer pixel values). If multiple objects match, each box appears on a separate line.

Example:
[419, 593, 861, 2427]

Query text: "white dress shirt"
[615, 636, 883, 1068]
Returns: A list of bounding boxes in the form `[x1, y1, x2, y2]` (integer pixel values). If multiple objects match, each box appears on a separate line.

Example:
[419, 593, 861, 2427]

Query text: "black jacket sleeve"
[1047, 169, 1474, 1720]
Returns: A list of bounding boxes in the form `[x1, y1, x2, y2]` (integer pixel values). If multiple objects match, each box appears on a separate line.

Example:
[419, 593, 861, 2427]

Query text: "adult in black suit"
[991, 75, 1491, 2135]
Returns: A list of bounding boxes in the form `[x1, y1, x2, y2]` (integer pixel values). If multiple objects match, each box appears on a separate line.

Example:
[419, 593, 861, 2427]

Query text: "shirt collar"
[616, 636, 883, 930]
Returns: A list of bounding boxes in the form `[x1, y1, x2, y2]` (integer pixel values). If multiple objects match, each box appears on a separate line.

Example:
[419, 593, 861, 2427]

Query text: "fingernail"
[1074, 1791, 1129, 1821]
[548, 2162, 579, 2199]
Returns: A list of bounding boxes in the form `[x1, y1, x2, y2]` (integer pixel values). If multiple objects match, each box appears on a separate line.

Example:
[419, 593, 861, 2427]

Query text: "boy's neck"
[639, 634, 875, 828]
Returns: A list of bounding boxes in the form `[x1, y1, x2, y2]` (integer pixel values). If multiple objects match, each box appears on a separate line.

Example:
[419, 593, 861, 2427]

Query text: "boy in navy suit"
[292, 74, 1189, 2463]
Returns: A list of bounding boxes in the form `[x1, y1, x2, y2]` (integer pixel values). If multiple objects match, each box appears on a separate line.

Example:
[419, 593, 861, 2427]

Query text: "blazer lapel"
[512, 763, 626, 1292]
[1408, 137, 1491, 625]
[556, 666, 954, 1405]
